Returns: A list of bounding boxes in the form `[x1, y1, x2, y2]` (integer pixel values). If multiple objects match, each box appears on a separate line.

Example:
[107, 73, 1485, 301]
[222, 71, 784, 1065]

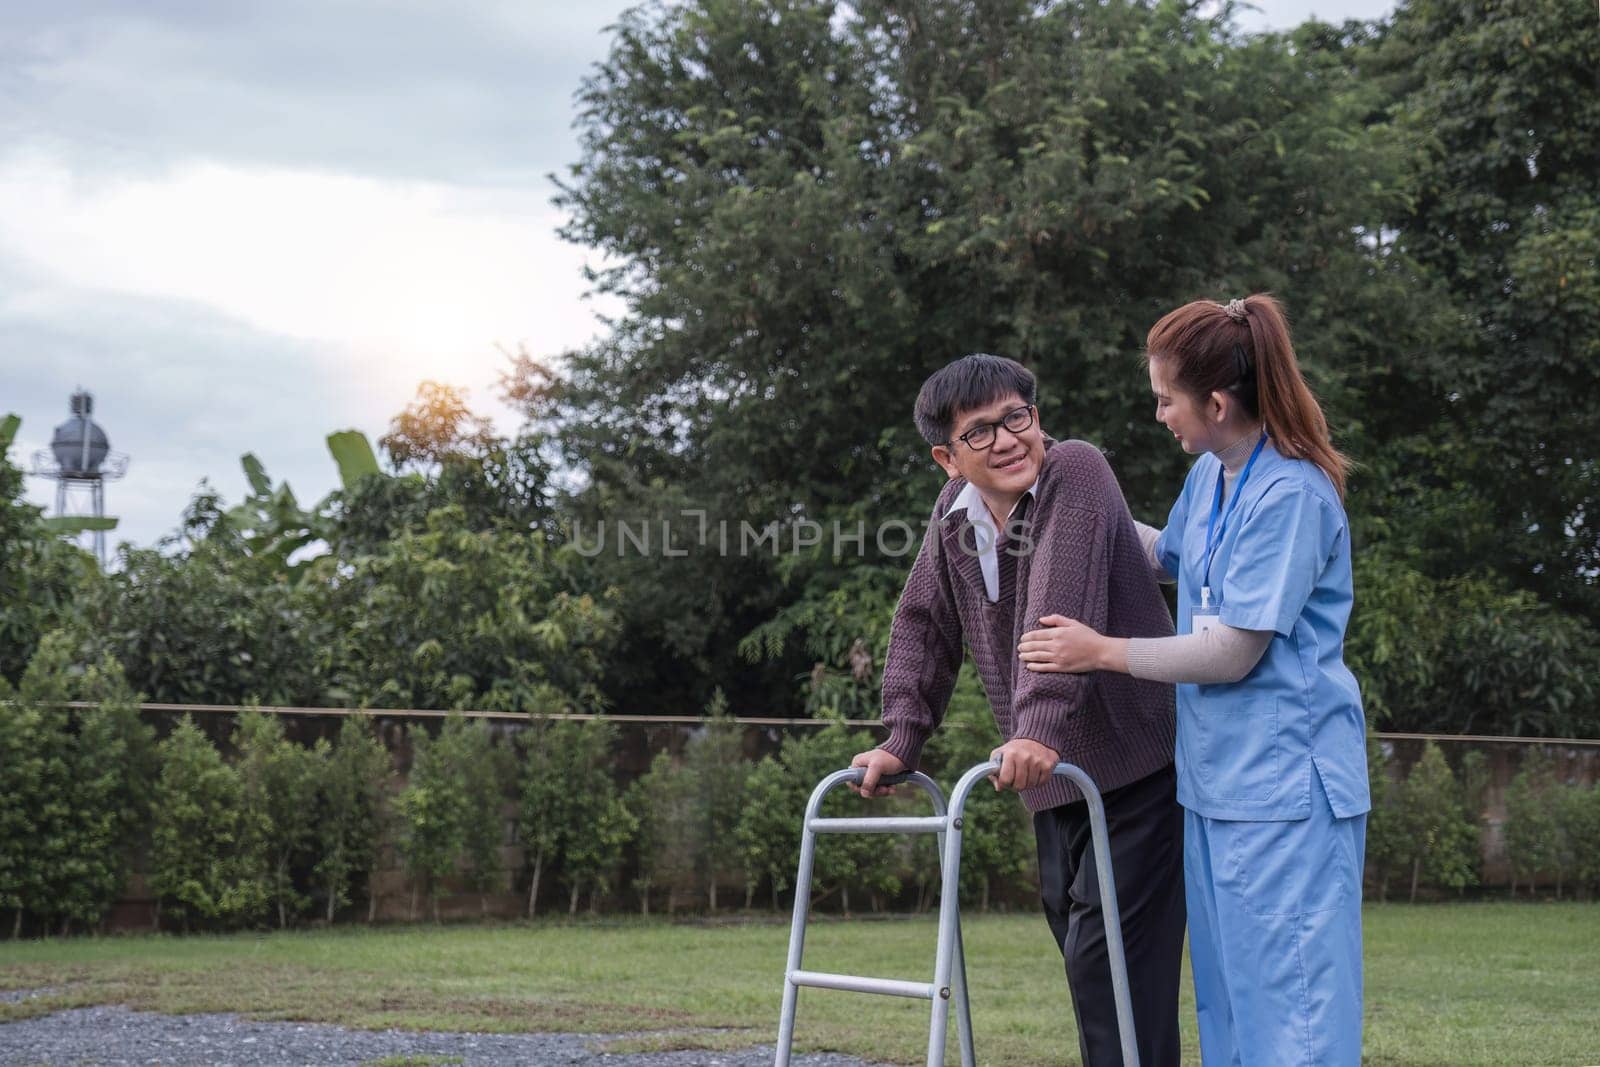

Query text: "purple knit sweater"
[879, 438, 1177, 812]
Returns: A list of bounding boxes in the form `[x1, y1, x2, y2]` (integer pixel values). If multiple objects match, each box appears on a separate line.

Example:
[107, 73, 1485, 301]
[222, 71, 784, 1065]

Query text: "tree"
[735, 755, 795, 911]
[629, 749, 701, 916]
[1377, 0, 1600, 618]
[149, 718, 266, 930]
[314, 717, 393, 923]
[80, 490, 326, 708]
[620, 694, 752, 921]
[395, 714, 508, 921]
[550, 0, 1438, 718]
[394, 782, 452, 922]
[515, 719, 574, 919]
[57, 648, 156, 933]
[1503, 750, 1561, 899]
[333, 378, 557, 549]
[219, 453, 330, 581]
[517, 718, 634, 917]
[1395, 744, 1479, 903]
[233, 709, 321, 928]
[684, 690, 748, 911]
[1549, 775, 1587, 900]
[565, 787, 637, 915]
[447, 717, 513, 914]
[1564, 783, 1600, 902]
[1363, 738, 1406, 902]
[309, 504, 618, 714]
[732, 720, 907, 914]
[379, 382, 496, 473]
[0, 414, 99, 685]
[1347, 552, 1600, 736]
[0, 676, 49, 937]
[0, 634, 155, 936]
[547, 720, 633, 914]
[329, 430, 557, 556]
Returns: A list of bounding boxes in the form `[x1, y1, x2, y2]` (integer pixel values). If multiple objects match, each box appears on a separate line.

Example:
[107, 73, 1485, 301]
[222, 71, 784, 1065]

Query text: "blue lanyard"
[1201, 432, 1268, 602]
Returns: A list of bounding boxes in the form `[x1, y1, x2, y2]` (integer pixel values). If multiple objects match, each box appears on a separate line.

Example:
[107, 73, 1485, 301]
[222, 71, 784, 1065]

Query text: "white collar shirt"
[943, 477, 1041, 602]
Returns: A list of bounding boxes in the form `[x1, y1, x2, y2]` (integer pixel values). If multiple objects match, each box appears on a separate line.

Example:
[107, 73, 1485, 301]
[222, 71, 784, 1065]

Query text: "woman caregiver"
[1018, 294, 1370, 1066]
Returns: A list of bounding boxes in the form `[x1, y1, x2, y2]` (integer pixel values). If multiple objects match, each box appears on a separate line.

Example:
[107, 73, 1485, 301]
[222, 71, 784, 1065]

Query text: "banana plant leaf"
[241, 452, 272, 496]
[327, 430, 381, 489]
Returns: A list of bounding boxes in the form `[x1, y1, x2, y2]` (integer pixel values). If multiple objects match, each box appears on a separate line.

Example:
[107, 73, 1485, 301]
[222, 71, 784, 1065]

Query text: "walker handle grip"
[844, 768, 914, 788]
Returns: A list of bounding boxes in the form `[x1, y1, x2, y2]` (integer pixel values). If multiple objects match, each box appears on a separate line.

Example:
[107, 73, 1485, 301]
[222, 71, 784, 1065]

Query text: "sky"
[2, 0, 1397, 554]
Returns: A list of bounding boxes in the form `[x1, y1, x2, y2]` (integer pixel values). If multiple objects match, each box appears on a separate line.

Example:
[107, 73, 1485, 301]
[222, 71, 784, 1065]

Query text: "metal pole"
[775, 769, 851, 1066]
[1074, 766, 1139, 1067]
[92, 479, 105, 567]
[931, 779, 975, 1067]
[945, 759, 1140, 1067]
[930, 763, 992, 1067]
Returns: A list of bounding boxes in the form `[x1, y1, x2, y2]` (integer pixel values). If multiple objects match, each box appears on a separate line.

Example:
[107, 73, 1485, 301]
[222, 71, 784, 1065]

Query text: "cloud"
[1, 260, 360, 551]
[0, 1, 638, 551]
[0, 149, 617, 551]
[1223, 0, 1398, 31]
[1, 0, 635, 184]
[0, 150, 612, 370]
[0, 0, 1395, 557]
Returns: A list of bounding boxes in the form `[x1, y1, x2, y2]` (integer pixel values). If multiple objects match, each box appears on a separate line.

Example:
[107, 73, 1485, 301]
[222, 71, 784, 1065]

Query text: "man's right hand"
[848, 748, 908, 798]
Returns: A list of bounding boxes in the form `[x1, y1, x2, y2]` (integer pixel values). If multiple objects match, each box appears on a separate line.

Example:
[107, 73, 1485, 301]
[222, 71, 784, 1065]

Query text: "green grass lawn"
[1, 904, 1595, 1065]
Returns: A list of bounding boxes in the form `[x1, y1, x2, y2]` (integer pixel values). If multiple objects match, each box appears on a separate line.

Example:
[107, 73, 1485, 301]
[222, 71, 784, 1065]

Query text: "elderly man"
[851, 353, 1184, 1067]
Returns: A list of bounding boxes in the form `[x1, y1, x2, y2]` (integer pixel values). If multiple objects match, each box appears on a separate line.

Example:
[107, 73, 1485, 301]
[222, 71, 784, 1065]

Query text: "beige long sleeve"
[1126, 623, 1272, 685]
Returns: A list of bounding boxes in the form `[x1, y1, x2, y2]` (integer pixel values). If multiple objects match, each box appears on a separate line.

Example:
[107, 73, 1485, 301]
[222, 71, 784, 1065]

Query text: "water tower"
[29, 389, 129, 566]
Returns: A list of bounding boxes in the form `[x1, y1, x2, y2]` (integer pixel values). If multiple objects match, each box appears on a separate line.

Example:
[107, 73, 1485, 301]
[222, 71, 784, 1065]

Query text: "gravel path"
[0, 999, 885, 1066]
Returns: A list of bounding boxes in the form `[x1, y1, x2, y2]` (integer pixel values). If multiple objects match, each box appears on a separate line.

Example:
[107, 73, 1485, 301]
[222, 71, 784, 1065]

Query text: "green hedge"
[0, 634, 154, 937]
[6, 650, 1600, 936]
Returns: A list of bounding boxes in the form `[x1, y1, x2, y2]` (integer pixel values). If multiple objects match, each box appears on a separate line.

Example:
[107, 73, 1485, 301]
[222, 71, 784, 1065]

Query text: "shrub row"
[6, 657, 1600, 935]
[1367, 741, 1600, 902]
[0, 636, 153, 937]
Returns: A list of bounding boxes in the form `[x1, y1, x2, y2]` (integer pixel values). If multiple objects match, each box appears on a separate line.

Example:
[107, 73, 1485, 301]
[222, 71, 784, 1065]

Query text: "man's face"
[932, 392, 1046, 500]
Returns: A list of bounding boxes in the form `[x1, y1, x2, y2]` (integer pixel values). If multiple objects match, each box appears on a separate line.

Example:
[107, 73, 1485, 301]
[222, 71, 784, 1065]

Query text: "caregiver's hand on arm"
[1018, 614, 1130, 674]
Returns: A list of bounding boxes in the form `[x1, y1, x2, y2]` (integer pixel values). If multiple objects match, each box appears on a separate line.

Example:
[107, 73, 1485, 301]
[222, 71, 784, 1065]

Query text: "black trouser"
[1033, 761, 1185, 1067]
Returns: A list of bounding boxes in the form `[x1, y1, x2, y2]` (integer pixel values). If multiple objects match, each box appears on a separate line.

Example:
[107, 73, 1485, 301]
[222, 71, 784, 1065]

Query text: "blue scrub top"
[1155, 440, 1371, 822]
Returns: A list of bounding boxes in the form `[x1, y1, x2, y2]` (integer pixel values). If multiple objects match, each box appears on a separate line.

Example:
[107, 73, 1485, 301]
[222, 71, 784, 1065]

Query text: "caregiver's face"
[1149, 357, 1213, 455]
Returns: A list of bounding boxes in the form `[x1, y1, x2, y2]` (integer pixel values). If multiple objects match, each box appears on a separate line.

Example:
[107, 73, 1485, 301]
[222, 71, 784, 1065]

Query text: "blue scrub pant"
[1184, 774, 1366, 1067]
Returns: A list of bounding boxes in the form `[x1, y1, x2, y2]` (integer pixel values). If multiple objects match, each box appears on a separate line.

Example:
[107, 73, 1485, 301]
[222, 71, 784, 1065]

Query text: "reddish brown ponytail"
[1146, 294, 1349, 498]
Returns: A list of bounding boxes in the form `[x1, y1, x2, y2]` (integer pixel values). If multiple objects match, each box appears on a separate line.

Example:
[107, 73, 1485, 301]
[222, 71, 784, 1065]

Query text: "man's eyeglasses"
[954, 404, 1035, 451]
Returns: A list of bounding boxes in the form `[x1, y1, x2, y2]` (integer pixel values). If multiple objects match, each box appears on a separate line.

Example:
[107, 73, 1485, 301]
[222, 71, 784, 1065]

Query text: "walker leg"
[927, 801, 967, 1066]
[774, 822, 819, 1066]
[1081, 782, 1139, 1067]
[933, 817, 975, 1067]
[952, 913, 975, 1067]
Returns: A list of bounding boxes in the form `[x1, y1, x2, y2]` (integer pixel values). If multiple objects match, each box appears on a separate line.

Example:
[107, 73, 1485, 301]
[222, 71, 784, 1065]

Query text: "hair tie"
[1222, 299, 1248, 324]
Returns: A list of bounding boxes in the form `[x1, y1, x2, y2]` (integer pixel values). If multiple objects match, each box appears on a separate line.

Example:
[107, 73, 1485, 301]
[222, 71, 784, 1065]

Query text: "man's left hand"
[988, 737, 1060, 792]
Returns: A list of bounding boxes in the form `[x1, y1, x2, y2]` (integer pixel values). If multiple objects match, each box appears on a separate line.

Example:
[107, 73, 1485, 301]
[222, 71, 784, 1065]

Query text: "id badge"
[1193, 585, 1220, 635]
